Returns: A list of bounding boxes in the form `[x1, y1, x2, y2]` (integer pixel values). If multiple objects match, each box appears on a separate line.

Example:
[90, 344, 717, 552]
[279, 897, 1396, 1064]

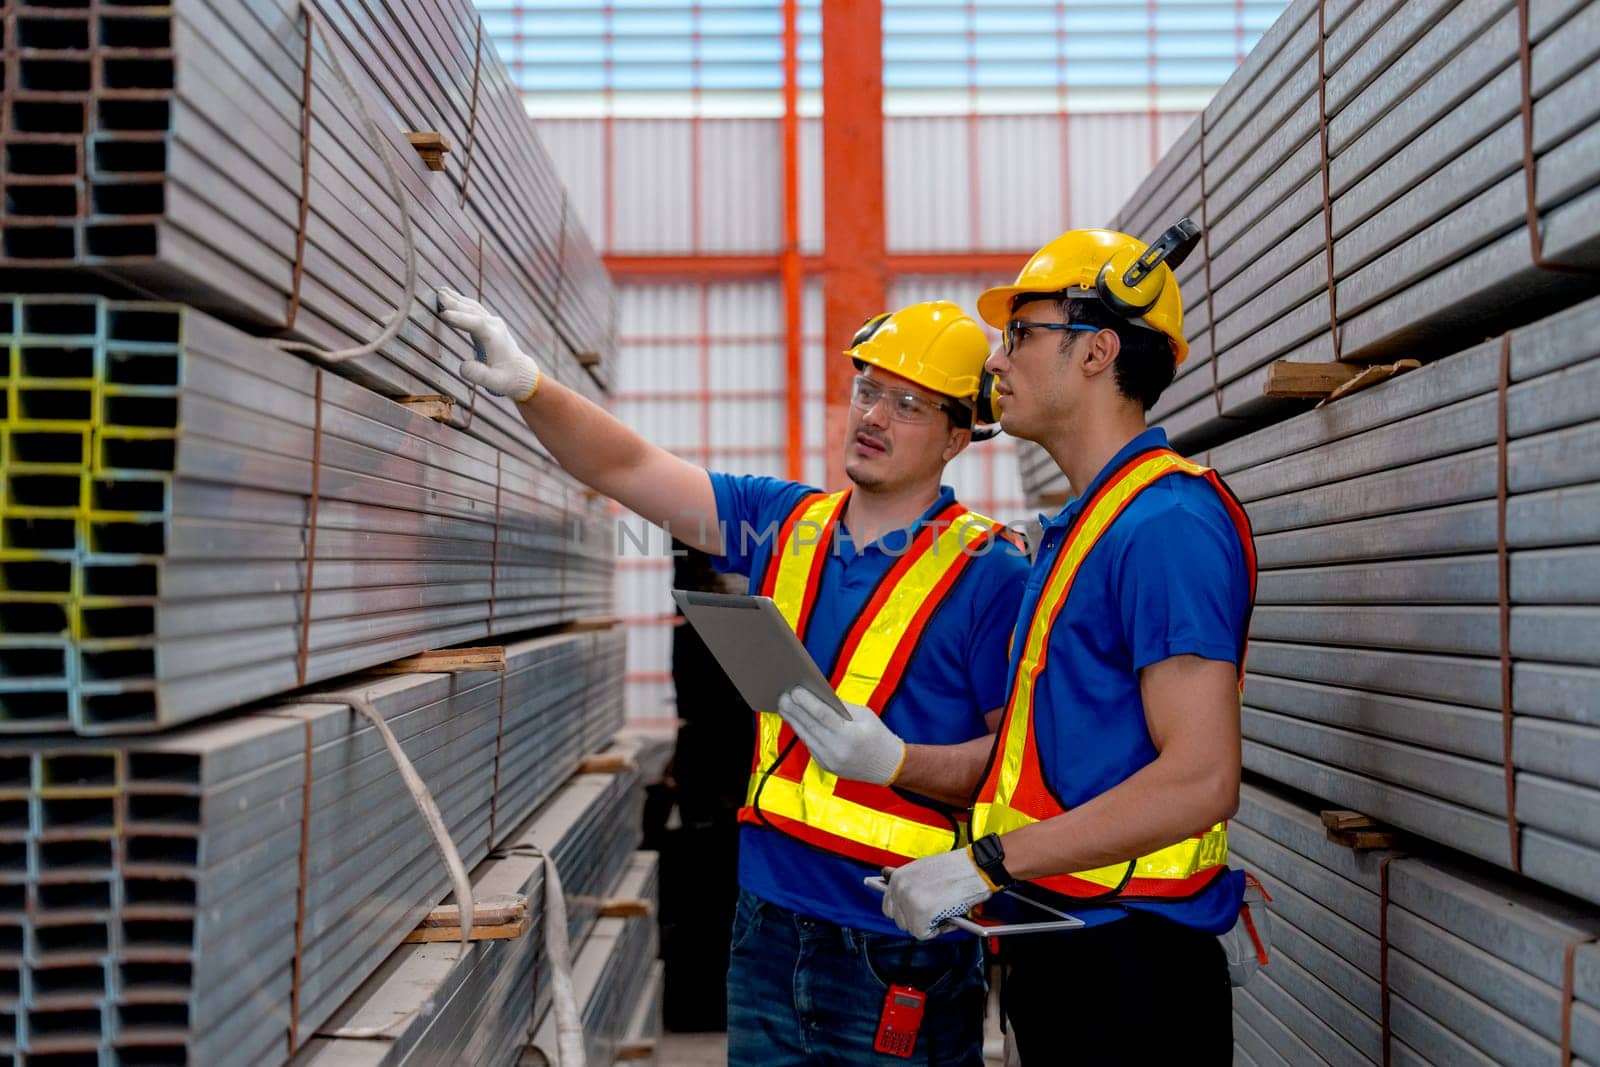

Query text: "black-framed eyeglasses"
[1004, 320, 1099, 354]
[850, 375, 960, 424]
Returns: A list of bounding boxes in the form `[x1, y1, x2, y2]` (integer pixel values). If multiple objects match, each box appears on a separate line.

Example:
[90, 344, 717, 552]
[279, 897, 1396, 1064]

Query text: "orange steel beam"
[603, 252, 1028, 280]
[782, 0, 804, 480]
[821, 0, 886, 489]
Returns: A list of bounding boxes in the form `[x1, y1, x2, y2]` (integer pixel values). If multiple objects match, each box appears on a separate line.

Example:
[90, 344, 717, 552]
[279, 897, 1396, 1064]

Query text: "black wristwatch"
[970, 833, 1015, 889]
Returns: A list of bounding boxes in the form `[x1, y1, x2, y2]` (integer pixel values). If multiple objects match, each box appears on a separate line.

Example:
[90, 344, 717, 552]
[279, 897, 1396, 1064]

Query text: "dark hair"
[1013, 292, 1176, 410]
[1060, 298, 1175, 411]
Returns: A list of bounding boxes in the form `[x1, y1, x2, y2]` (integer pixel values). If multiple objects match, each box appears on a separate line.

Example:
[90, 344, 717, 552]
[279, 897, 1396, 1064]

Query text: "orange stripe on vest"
[740, 490, 1007, 867]
[971, 448, 1257, 904]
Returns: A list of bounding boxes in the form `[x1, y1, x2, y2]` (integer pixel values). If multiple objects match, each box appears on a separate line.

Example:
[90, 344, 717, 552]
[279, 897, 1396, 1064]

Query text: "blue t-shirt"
[1005, 427, 1251, 934]
[709, 473, 1031, 935]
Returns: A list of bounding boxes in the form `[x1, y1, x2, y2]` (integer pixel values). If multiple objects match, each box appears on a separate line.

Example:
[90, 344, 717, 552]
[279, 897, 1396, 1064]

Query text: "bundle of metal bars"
[0, 627, 624, 1063]
[1206, 293, 1600, 907]
[0, 0, 613, 463]
[294, 732, 659, 1067]
[1230, 781, 1600, 1067]
[524, 852, 662, 1067]
[0, 295, 614, 734]
[1017, 0, 1600, 503]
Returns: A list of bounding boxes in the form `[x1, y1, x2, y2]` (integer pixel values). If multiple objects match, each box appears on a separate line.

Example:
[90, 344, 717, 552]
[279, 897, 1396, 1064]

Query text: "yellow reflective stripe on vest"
[748, 506, 998, 857]
[773, 492, 844, 630]
[985, 453, 1199, 820]
[835, 513, 996, 705]
[754, 774, 966, 856]
[747, 492, 846, 805]
[973, 452, 1226, 889]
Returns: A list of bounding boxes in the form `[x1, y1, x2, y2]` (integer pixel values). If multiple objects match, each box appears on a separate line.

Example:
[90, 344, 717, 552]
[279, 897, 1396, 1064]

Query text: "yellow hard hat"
[845, 300, 989, 403]
[976, 219, 1200, 364]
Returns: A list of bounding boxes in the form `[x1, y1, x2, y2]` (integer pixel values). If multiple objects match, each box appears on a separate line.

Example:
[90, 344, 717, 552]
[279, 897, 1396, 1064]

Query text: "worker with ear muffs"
[438, 291, 1029, 1065]
[769, 222, 1260, 1063]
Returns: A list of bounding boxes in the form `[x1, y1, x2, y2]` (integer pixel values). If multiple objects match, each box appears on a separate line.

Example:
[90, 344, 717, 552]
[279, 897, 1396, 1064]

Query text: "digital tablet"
[671, 590, 850, 719]
[863, 876, 1086, 936]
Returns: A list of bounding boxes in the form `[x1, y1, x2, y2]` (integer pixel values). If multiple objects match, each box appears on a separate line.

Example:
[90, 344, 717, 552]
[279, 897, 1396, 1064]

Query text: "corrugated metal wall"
[539, 112, 1194, 256]
[609, 280, 827, 721]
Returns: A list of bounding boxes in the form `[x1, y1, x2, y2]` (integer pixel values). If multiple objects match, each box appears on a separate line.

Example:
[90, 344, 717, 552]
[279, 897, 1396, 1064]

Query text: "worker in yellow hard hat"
[779, 222, 1261, 1062]
[438, 290, 1028, 1065]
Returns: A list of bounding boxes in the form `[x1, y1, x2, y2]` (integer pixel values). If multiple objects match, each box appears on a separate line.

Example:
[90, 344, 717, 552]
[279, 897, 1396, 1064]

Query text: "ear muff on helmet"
[849, 312, 892, 349]
[1094, 217, 1203, 318]
[974, 368, 1001, 427]
[970, 373, 1003, 441]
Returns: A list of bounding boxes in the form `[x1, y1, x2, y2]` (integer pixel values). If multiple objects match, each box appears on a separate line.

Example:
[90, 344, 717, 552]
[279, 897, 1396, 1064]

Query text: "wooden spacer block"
[1327, 827, 1400, 850]
[560, 615, 621, 634]
[404, 894, 529, 942]
[578, 753, 637, 775]
[1321, 810, 1378, 832]
[1321, 809, 1398, 850]
[406, 131, 451, 171]
[369, 646, 508, 675]
[614, 1041, 656, 1061]
[396, 394, 454, 422]
[598, 897, 655, 919]
[1264, 360, 1367, 399]
[1316, 359, 1421, 407]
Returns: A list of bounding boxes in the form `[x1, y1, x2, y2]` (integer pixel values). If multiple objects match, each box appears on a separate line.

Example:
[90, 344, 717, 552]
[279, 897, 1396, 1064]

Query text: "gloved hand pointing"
[775, 685, 906, 787]
[879, 847, 999, 941]
[436, 288, 543, 402]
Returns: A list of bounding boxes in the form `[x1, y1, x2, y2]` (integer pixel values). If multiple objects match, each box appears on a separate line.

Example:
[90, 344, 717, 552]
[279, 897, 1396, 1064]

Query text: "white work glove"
[776, 685, 906, 787]
[436, 288, 543, 402]
[879, 847, 999, 941]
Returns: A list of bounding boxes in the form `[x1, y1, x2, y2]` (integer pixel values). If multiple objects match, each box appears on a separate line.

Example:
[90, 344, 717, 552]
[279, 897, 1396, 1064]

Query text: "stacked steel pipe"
[1017, 0, 1600, 500]
[0, 628, 626, 1062]
[1213, 293, 1600, 908]
[0, 0, 614, 460]
[0, 0, 637, 1061]
[0, 295, 613, 734]
[1008, 1, 1600, 1055]
[1232, 781, 1600, 1066]
[295, 731, 665, 1067]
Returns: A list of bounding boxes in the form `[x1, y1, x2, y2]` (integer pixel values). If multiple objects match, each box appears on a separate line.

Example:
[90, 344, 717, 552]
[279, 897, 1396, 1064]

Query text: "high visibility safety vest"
[739, 489, 1011, 870]
[971, 447, 1258, 903]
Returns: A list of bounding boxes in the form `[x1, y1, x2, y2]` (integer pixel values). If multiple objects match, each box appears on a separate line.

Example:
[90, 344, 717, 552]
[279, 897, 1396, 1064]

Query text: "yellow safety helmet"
[845, 300, 990, 404]
[977, 219, 1201, 364]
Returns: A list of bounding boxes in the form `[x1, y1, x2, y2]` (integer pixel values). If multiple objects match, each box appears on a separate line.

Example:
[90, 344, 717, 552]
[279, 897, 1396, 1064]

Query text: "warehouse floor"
[657, 1033, 725, 1065]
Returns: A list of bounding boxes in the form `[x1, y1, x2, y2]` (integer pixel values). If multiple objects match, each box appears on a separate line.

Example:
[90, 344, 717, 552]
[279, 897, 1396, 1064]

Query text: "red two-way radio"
[873, 984, 926, 1058]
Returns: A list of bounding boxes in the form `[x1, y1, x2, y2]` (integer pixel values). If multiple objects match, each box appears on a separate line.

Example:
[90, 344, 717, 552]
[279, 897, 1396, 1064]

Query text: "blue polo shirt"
[709, 473, 1030, 935]
[1007, 427, 1251, 934]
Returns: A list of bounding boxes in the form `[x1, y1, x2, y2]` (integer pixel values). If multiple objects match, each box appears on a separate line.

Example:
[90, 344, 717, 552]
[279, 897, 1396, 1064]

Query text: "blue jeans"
[726, 890, 986, 1066]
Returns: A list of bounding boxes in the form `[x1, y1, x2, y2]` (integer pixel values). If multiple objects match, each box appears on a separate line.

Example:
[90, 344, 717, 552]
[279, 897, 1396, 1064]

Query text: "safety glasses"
[1003, 320, 1099, 354]
[850, 375, 959, 425]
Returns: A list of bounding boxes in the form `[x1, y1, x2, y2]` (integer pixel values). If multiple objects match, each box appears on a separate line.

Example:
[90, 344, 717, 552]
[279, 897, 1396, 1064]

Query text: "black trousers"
[1001, 911, 1233, 1064]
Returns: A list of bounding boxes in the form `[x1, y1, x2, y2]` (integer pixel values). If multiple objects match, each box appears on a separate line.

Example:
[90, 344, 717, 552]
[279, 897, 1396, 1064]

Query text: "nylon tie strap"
[1563, 934, 1600, 1066]
[494, 842, 586, 1067]
[296, 369, 325, 688]
[1516, 0, 1592, 275]
[461, 232, 486, 431]
[286, 1, 314, 330]
[459, 15, 484, 211]
[1497, 333, 1520, 873]
[1315, 0, 1342, 361]
[1378, 852, 1407, 1067]
[1197, 110, 1222, 414]
[288, 714, 314, 1053]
